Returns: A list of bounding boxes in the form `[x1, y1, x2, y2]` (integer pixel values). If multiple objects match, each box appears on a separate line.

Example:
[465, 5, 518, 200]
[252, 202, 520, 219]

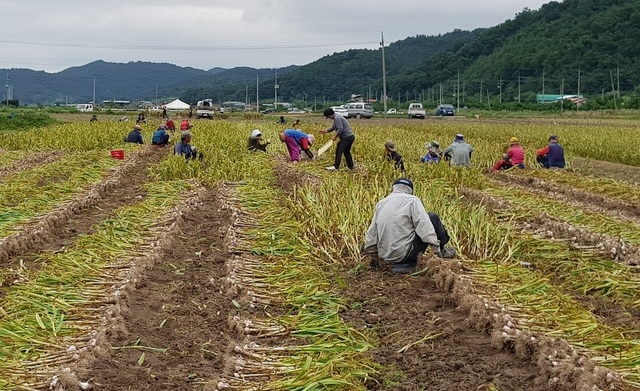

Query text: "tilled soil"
[0, 151, 65, 180]
[0, 149, 169, 287]
[573, 157, 640, 184]
[79, 190, 233, 390]
[340, 263, 547, 391]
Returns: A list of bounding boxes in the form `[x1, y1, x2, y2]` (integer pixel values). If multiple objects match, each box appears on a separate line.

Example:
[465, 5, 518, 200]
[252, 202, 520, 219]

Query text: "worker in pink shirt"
[491, 137, 525, 173]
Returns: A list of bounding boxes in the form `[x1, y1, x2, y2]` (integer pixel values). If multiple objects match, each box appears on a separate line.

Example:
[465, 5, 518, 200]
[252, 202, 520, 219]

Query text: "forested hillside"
[388, 0, 640, 105]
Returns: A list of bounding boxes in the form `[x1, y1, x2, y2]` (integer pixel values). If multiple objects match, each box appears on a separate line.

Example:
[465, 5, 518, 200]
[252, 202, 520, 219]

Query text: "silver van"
[343, 102, 374, 119]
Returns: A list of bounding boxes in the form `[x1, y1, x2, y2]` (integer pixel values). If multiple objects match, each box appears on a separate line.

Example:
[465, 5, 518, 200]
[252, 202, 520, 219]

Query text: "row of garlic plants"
[521, 169, 640, 203]
[0, 151, 120, 237]
[147, 118, 640, 386]
[150, 122, 377, 389]
[268, 123, 640, 386]
[0, 180, 193, 389]
[2, 117, 639, 387]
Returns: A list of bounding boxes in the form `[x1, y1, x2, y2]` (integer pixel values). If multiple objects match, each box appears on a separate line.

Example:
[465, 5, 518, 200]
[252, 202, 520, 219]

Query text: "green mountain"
[389, 0, 640, 104]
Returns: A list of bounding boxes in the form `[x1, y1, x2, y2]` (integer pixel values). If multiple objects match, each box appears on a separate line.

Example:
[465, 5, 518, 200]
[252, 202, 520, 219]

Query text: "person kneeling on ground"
[491, 137, 525, 173]
[363, 178, 456, 273]
[124, 124, 144, 144]
[384, 140, 405, 172]
[180, 119, 192, 131]
[152, 125, 170, 147]
[536, 134, 565, 169]
[174, 131, 203, 161]
[420, 141, 442, 163]
[247, 129, 270, 152]
[279, 128, 315, 162]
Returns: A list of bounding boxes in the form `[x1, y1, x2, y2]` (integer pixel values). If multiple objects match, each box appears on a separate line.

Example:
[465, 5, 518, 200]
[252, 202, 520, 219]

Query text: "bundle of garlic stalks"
[0, 180, 196, 390]
[216, 179, 376, 390]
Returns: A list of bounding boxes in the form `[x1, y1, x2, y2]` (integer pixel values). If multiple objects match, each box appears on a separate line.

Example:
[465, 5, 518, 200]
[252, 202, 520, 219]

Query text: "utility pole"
[381, 31, 388, 117]
[155, 83, 158, 104]
[479, 79, 483, 104]
[256, 74, 260, 113]
[542, 68, 545, 95]
[274, 69, 278, 110]
[498, 76, 502, 104]
[92, 76, 96, 104]
[616, 63, 620, 100]
[456, 70, 460, 111]
[577, 67, 581, 112]
[5, 74, 9, 107]
[517, 72, 521, 103]
[610, 69, 617, 110]
[245, 85, 248, 105]
[560, 78, 565, 112]
[439, 82, 443, 105]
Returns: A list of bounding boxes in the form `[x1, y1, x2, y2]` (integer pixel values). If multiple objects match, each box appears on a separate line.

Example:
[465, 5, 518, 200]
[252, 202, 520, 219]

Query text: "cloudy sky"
[1, 0, 551, 73]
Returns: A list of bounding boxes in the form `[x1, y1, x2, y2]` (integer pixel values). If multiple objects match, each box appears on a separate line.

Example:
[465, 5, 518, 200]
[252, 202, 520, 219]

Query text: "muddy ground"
[339, 261, 547, 391]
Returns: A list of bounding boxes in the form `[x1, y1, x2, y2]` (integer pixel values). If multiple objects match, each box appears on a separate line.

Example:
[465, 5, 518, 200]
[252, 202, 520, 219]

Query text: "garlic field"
[1, 117, 640, 390]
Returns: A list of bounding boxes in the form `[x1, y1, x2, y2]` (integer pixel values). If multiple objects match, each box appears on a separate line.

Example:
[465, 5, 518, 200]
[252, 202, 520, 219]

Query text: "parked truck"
[195, 99, 215, 119]
[407, 103, 426, 119]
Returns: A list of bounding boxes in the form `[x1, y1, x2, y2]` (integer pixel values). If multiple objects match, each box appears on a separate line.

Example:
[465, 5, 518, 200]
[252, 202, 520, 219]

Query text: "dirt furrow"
[0, 147, 169, 275]
[0, 151, 66, 180]
[461, 187, 640, 266]
[491, 172, 640, 222]
[461, 187, 640, 335]
[73, 188, 233, 391]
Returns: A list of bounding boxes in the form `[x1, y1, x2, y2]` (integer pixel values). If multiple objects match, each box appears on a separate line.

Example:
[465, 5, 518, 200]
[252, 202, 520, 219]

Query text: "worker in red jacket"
[491, 137, 525, 173]
[165, 118, 176, 132]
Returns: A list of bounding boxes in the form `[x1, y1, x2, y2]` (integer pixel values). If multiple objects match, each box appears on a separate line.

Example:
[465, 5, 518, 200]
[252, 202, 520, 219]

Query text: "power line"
[0, 39, 378, 51]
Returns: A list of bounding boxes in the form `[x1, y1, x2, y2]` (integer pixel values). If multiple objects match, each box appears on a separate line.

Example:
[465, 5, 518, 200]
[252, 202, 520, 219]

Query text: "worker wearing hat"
[384, 140, 405, 172]
[247, 129, 270, 152]
[420, 141, 442, 163]
[174, 131, 203, 161]
[490, 137, 525, 173]
[124, 124, 144, 144]
[442, 133, 474, 167]
[536, 135, 565, 169]
[363, 178, 455, 273]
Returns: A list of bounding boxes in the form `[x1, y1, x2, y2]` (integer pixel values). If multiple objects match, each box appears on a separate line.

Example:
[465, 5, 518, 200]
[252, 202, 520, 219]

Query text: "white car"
[330, 105, 349, 116]
[386, 108, 397, 114]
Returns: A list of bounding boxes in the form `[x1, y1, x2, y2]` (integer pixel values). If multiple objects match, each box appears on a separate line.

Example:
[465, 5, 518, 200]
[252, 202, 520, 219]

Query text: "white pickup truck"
[196, 99, 215, 119]
[407, 103, 426, 119]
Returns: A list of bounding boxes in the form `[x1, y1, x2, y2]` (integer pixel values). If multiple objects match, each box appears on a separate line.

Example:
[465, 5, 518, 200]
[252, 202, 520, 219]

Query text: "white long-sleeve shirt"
[364, 186, 439, 263]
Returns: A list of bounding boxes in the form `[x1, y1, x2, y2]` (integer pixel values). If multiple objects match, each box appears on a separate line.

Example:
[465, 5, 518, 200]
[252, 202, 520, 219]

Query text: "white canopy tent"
[164, 99, 191, 110]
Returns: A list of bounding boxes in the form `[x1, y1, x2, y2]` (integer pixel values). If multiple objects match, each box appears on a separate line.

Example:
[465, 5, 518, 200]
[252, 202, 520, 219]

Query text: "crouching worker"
[363, 178, 455, 273]
[247, 129, 270, 152]
[279, 129, 314, 162]
[420, 141, 442, 163]
[491, 137, 525, 173]
[384, 140, 405, 172]
[174, 131, 203, 161]
[124, 125, 144, 144]
[152, 125, 170, 147]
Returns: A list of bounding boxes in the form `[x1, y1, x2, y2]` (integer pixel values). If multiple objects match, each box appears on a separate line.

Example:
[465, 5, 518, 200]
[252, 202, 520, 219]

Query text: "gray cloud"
[0, 0, 550, 72]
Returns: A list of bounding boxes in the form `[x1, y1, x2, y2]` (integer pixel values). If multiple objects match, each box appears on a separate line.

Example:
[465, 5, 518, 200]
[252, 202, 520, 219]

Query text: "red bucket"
[110, 150, 125, 160]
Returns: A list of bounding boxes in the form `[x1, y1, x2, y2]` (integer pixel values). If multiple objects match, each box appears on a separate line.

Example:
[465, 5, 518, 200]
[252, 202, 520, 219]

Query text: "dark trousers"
[334, 135, 355, 169]
[536, 155, 548, 168]
[393, 212, 450, 273]
[152, 134, 170, 146]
